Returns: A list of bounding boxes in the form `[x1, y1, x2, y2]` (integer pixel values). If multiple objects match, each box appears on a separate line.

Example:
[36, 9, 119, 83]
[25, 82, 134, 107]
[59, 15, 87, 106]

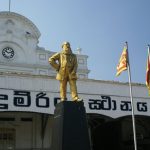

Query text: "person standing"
[49, 41, 82, 102]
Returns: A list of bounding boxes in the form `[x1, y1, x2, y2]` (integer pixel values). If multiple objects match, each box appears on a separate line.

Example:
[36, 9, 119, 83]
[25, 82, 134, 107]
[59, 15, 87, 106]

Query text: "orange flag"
[146, 46, 150, 95]
[116, 45, 128, 76]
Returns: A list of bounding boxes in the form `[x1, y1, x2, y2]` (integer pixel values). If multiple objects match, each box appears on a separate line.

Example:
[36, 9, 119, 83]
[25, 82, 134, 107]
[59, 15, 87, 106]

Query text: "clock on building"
[2, 47, 14, 59]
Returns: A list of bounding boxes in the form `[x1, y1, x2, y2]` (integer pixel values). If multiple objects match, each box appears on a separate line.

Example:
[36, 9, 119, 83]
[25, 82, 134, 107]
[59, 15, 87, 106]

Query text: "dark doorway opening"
[89, 115, 150, 150]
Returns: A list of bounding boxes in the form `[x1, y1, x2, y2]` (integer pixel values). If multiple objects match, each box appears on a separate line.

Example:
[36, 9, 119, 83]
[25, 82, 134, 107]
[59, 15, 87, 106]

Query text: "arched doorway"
[88, 115, 150, 150]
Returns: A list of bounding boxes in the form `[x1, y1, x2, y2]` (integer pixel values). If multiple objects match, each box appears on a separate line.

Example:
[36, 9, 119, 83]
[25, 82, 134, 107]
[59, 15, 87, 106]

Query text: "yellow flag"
[116, 46, 128, 76]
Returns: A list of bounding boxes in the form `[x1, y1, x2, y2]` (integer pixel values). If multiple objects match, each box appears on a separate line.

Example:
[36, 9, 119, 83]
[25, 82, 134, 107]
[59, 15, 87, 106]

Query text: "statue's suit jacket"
[49, 52, 78, 81]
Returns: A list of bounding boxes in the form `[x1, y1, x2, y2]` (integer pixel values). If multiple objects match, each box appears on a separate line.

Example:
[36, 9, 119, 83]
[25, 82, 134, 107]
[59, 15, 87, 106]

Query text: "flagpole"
[126, 42, 137, 150]
[9, 0, 11, 12]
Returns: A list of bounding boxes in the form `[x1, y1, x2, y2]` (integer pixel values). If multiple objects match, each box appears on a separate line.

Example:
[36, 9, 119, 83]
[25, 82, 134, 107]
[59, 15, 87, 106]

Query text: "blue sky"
[0, 0, 150, 84]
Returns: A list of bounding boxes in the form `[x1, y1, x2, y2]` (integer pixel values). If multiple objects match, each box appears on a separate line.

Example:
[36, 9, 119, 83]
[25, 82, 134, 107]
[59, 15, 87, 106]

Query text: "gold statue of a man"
[49, 42, 81, 102]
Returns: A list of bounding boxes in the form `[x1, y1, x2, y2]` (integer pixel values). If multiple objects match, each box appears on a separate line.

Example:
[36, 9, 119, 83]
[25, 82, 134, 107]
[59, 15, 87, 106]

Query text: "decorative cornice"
[0, 11, 41, 39]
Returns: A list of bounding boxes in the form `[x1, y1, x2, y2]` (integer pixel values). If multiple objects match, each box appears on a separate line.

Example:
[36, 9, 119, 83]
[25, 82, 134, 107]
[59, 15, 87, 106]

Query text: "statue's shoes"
[60, 98, 67, 101]
[77, 98, 83, 102]
[73, 98, 83, 102]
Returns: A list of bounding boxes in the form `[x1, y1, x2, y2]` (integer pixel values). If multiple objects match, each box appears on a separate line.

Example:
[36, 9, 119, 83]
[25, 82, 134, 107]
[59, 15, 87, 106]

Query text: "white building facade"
[0, 11, 149, 150]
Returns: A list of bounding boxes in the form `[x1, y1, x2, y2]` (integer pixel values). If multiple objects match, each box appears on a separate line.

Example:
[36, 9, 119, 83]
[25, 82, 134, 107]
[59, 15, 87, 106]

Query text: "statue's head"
[62, 41, 72, 54]
[62, 41, 70, 48]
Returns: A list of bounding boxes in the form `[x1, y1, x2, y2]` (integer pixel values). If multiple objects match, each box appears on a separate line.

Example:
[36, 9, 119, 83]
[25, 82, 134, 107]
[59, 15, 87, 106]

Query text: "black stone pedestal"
[51, 101, 91, 150]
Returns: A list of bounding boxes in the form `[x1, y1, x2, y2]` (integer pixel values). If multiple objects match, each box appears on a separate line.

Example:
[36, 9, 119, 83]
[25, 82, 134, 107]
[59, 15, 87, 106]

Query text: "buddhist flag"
[116, 44, 128, 76]
[146, 45, 150, 95]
